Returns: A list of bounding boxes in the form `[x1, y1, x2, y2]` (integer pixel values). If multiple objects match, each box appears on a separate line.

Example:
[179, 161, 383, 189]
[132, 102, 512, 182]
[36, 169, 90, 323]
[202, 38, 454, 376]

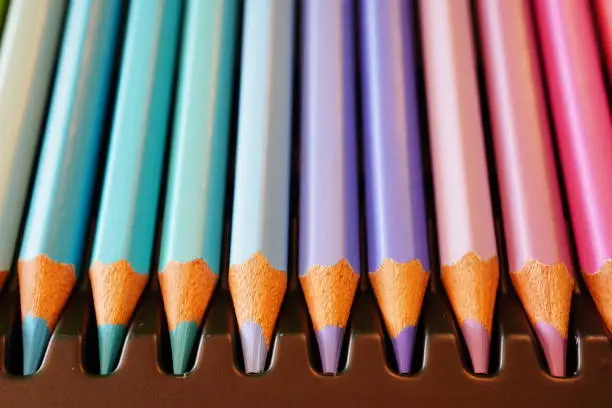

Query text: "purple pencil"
[299, 0, 360, 375]
[359, 0, 430, 374]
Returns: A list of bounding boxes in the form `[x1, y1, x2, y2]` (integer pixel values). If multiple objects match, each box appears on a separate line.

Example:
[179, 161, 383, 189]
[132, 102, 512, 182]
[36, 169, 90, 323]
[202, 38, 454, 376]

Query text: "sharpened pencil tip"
[98, 324, 126, 375]
[391, 326, 417, 374]
[316, 326, 344, 375]
[461, 319, 490, 374]
[170, 321, 199, 375]
[535, 322, 566, 377]
[240, 322, 267, 374]
[22, 316, 51, 375]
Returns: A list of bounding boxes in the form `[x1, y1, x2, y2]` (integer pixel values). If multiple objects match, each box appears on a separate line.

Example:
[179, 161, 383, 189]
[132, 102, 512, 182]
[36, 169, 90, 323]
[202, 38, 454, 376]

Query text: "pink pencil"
[594, 0, 612, 80]
[420, 0, 499, 374]
[478, 0, 574, 377]
[534, 0, 612, 333]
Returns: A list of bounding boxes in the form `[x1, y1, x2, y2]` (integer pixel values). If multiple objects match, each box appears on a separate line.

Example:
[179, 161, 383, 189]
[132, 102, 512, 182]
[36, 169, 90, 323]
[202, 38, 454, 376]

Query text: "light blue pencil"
[17, 0, 122, 376]
[89, 0, 182, 375]
[158, 0, 238, 376]
[228, 0, 295, 374]
[0, 0, 65, 290]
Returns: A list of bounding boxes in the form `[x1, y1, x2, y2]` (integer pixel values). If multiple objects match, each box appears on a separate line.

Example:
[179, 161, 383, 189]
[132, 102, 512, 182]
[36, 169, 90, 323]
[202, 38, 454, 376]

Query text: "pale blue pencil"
[158, 0, 238, 376]
[228, 0, 295, 374]
[0, 0, 65, 288]
[89, 0, 182, 375]
[17, 0, 122, 375]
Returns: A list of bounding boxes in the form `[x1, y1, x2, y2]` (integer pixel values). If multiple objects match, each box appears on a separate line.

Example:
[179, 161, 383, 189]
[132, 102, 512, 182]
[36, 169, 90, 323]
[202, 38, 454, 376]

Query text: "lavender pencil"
[300, 0, 360, 375]
[360, 0, 429, 374]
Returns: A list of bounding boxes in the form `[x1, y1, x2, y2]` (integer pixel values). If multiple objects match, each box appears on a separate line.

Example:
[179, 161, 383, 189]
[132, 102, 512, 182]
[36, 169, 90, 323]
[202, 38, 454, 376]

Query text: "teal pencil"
[0, 0, 65, 291]
[228, 0, 295, 374]
[158, 0, 238, 376]
[17, 0, 121, 375]
[89, 0, 181, 375]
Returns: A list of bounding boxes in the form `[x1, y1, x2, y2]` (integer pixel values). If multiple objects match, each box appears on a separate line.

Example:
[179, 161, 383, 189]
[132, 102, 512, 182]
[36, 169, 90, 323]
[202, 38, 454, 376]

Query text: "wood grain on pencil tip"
[229, 253, 287, 348]
[300, 259, 360, 332]
[18, 255, 76, 328]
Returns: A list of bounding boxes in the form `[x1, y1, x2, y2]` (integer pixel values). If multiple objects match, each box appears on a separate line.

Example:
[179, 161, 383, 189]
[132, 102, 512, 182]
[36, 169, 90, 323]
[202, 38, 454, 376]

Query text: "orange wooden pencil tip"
[511, 260, 574, 377]
[369, 258, 428, 337]
[90, 260, 148, 327]
[19, 254, 77, 328]
[159, 259, 218, 331]
[441, 251, 499, 374]
[582, 261, 612, 334]
[229, 253, 287, 373]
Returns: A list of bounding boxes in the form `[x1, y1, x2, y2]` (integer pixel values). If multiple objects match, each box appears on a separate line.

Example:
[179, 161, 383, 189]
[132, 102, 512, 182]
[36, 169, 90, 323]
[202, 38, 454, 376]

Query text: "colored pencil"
[89, 0, 181, 375]
[420, 0, 499, 374]
[0, 0, 65, 291]
[359, 0, 429, 374]
[534, 0, 612, 334]
[158, 0, 238, 375]
[228, 0, 294, 375]
[478, 0, 575, 377]
[18, 0, 121, 375]
[594, 0, 612, 80]
[300, 0, 360, 375]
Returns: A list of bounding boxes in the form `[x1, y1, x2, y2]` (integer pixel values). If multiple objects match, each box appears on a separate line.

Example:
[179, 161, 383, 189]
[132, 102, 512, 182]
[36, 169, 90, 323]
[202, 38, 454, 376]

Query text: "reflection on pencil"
[534, 0, 612, 334]
[89, 0, 181, 375]
[420, 0, 499, 374]
[300, 0, 360, 375]
[158, 0, 238, 375]
[17, 0, 121, 375]
[478, 0, 574, 377]
[359, 0, 429, 374]
[229, 0, 294, 374]
[0, 0, 65, 291]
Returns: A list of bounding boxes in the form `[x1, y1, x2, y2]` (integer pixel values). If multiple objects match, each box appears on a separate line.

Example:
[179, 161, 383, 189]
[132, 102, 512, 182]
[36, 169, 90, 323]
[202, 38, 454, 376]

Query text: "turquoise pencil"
[228, 0, 295, 374]
[158, 0, 238, 375]
[89, 0, 181, 375]
[17, 0, 121, 375]
[0, 0, 65, 290]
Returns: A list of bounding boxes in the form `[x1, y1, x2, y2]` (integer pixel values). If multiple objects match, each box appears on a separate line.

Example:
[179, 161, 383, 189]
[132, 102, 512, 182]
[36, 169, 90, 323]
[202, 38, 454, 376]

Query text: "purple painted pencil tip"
[391, 326, 417, 374]
[316, 326, 345, 375]
[535, 322, 566, 377]
[461, 320, 490, 374]
[240, 323, 267, 374]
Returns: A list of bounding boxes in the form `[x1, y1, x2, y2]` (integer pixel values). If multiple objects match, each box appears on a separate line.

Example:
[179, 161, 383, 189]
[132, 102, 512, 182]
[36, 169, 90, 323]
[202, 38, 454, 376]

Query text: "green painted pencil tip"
[170, 321, 199, 375]
[22, 316, 51, 375]
[98, 324, 126, 375]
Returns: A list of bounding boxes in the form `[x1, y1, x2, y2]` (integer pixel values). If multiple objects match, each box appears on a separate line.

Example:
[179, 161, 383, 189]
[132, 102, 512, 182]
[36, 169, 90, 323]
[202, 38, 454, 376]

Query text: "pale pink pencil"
[420, 0, 499, 374]
[478, 0, 574, 377]
[534, 0, 612, 334]
[594, 0, 612, 79]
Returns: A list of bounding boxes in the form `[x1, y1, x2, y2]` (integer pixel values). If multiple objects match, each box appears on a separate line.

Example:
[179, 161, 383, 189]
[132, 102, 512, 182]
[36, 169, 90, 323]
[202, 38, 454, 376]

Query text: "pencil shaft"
[594, 0, 612, 79]
[478, 0, 570, 270]
[92, 0, 181, 273]
[0, 0, 65, 273]
[19, 0, 122, 267]
[230, 0, 294, 270]
[300, 0, 359, 272]
[534, 0, 612, 275]
[420, 0, 496, 264]
[360, 0, 428, 270]
[159, 0, 238, 272]
[0, 0, 8, 34]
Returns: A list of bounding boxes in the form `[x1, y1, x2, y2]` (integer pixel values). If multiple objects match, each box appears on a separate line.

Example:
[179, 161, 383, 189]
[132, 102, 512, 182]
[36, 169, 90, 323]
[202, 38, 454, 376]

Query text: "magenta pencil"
[420, 0, 499, 374]
[534, 0, 612, 333]
[478, 0, 574, 377]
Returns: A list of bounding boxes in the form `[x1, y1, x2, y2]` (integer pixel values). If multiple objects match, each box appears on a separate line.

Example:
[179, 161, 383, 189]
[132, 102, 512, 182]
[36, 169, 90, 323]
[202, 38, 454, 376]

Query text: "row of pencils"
[0, 0, 611, 378]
